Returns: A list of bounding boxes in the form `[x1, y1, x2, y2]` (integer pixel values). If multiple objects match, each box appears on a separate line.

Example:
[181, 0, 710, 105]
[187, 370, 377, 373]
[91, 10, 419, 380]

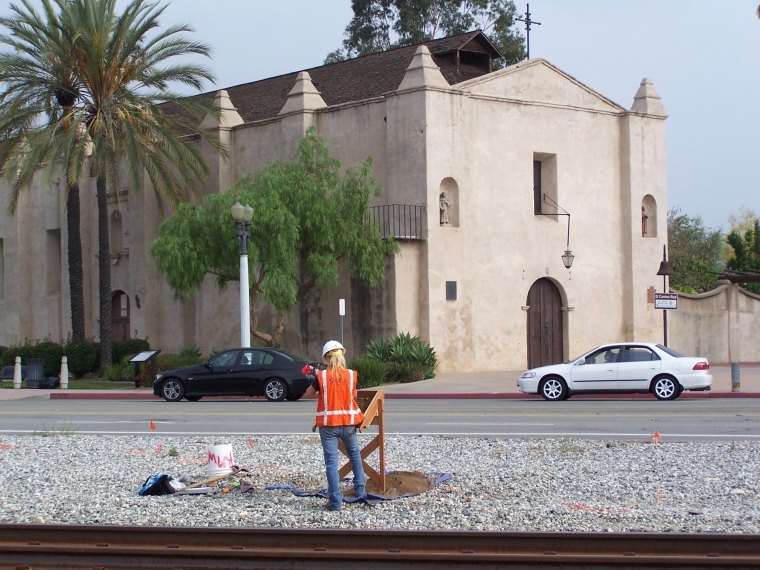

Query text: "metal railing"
[369, 204, 426, 240]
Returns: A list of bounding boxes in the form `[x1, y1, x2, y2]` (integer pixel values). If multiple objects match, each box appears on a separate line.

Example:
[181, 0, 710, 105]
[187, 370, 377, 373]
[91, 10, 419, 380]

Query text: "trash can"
[26, 358, 44, 389]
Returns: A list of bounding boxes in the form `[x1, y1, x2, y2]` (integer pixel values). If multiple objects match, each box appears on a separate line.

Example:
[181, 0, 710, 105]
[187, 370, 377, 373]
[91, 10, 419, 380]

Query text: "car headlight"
[155, 373, 163, 382]
[520, 371, 537, 379]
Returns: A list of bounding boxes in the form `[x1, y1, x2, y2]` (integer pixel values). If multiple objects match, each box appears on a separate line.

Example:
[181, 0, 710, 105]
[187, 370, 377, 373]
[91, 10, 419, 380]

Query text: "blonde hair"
[323, 349, 346, 371]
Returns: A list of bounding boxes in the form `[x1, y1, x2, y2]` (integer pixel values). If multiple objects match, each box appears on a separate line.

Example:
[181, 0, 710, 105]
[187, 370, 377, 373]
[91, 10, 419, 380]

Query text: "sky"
[3, 0, 758, 231]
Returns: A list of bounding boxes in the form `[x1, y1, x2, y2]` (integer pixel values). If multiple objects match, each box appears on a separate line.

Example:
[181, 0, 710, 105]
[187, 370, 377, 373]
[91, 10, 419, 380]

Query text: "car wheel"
[264, 378, 287, 402]
[185, 395, 202, 402]
[539, 376, 568, 401]
[161, 378, 184, 402]
[652, 376, 680, 400]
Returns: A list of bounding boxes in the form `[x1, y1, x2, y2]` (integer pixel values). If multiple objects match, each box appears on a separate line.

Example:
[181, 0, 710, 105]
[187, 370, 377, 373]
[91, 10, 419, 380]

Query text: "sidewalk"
[0, 365, 758, 401]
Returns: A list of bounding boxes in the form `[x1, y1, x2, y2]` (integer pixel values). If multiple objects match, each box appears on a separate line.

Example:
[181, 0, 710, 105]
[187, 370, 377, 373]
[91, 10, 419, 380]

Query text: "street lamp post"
[231, 202, 254, 348]
[656, 245, 674, 346]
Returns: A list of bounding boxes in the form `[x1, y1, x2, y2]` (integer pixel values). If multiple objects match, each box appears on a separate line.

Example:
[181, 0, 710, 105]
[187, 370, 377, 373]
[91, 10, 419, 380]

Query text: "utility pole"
[516, 3, 541, 60]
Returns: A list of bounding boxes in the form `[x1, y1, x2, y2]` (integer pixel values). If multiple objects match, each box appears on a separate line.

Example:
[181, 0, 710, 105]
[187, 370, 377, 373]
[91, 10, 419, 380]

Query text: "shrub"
[4, 339, 36, 367]
[64, 340, 100, 378]
[348, 356, 389, 389]
[179, 346, 202, 359]
[3, 338, 65, 377]
[33, 341, 65, 377]
[366, 338, 390, 362]
[104, 360, 135, 382]
[157, 353, 205, 373]
[366, 332, 437, 383]
[387, 360, 427, 384]
[112, 338, 150, 364]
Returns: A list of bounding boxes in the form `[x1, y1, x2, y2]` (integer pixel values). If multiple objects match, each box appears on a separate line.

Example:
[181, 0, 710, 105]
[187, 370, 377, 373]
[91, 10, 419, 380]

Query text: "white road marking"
[426, 422, 554, 426]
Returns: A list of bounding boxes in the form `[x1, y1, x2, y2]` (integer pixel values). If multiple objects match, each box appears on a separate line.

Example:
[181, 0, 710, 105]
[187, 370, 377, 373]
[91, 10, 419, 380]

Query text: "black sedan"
[153, 348, 317, 402]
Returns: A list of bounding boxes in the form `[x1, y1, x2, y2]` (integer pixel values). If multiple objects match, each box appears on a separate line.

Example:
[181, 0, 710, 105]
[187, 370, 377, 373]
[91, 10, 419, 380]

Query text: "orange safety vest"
[314, 368, 364, 428]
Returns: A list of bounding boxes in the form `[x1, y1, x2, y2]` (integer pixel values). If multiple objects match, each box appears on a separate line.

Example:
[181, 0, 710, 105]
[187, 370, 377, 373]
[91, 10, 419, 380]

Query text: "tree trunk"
[97, 176, 112, 368]
[250, 290, 276, 347]
[272, 312, 287, 347]
[66, 183, 86, 341]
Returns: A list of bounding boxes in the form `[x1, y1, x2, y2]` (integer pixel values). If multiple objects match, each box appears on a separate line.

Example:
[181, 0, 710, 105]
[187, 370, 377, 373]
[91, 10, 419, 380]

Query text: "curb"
[47, 391, 759, 400]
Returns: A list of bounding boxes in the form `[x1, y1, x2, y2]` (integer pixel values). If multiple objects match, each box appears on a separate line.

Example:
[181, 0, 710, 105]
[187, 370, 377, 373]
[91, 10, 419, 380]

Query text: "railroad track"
[1, 524, 759, 569]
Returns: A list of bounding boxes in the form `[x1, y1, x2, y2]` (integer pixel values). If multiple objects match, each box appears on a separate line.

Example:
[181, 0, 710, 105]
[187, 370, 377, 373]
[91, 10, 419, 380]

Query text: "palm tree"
[0, 0, 87, 341]
[1, 0, 226, 367]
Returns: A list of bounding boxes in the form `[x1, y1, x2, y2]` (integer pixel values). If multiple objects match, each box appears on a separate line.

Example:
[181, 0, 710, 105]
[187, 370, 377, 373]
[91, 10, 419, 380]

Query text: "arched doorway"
[526, 278, 564, 368]
[111, 291, 131, 343]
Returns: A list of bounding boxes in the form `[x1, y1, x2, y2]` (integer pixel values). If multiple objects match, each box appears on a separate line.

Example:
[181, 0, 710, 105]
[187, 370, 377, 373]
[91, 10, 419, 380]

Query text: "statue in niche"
[439, 192, 450, 225]
[641, 205, 649, 237]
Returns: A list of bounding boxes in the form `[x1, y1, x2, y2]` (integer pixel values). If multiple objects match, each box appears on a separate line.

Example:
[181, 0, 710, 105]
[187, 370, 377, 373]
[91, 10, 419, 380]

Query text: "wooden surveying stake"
[338, 389, 386, 492]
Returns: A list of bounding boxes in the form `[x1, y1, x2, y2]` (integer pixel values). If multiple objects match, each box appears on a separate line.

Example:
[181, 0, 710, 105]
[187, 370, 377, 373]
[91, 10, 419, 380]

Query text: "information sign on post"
[338, 299, 345, 345]
[129, 350, 161, 388]
[654, 293, 678, 310]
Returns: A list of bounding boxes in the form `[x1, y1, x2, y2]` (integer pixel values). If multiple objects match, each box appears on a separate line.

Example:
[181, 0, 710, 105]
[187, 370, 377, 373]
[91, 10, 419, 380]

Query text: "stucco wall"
[669, 283, 760, 363]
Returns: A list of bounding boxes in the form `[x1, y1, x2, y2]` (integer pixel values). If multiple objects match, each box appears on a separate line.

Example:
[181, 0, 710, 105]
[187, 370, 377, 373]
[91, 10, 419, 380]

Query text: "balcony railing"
[369, 204, 427, 240]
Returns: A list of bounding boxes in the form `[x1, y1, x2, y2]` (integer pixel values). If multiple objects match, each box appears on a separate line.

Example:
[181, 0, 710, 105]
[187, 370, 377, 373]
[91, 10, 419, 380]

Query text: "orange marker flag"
[652, 430, 661, 444]
[247, 437, 255, 450]
[149, 420, 157, 432]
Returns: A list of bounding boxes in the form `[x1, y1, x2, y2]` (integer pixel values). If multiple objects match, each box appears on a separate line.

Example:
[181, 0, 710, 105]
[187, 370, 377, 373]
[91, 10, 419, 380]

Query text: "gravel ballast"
[0, 434, 758, 532]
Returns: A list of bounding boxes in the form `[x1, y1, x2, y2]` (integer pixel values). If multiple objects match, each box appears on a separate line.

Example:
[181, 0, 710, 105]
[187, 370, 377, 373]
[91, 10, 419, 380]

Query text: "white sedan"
[517, 343, 712, 401]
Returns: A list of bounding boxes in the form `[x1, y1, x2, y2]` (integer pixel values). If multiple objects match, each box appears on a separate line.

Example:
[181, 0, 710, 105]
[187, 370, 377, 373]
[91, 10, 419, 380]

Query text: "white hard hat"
[322, 340, 345, 358]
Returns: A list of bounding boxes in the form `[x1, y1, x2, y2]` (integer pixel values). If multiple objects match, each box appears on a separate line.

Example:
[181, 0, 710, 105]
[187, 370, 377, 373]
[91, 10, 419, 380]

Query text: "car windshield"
[656, 344, 684, 358]
[568, 349, 598, 363]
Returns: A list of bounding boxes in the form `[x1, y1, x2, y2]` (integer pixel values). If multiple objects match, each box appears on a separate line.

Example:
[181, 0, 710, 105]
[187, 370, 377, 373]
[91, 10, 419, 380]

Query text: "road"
[1, 398, 759, 441]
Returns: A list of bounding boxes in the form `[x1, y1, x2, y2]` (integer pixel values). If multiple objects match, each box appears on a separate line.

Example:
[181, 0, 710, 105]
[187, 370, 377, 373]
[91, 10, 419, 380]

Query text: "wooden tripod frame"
[338, 389, 386, 492]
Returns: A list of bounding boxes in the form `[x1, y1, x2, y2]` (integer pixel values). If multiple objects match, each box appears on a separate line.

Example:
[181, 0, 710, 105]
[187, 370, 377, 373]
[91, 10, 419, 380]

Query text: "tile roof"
[215, 31, 501, 124]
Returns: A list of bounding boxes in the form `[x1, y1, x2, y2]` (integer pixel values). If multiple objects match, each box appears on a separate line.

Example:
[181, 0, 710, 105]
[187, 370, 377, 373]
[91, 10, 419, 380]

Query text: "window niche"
[46, 229, 61, 295]
[439, 177, 459, 227]
[110, 209, 128, 263]
[445, 281, 457, 300]
[641, 194, 657, 237]
[533, 153, 557, 215]
[0, 239, 4, 299]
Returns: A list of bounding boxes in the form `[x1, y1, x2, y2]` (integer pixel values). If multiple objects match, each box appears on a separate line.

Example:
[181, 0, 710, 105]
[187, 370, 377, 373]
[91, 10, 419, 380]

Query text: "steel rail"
[0, 524, 759, 569]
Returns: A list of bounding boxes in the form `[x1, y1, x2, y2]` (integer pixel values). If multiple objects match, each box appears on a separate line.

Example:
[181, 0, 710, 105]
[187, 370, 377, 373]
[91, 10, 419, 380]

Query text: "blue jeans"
[318, 425, 366, 509]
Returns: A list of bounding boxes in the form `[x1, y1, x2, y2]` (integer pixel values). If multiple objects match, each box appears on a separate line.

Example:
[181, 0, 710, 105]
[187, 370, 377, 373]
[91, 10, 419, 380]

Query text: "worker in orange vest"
[304, 340, 366, 511]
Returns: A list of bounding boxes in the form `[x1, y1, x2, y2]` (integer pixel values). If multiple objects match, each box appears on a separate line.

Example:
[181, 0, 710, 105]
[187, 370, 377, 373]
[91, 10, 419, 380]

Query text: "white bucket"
[207, 443, 235, 477]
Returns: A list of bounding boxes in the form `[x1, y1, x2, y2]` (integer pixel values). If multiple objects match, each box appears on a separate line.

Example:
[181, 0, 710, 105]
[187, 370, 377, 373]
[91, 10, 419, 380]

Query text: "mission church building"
[0, 31, 669, 371]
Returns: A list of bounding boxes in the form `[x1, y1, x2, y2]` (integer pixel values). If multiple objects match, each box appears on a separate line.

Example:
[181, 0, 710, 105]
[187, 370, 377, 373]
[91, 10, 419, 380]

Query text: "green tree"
[150, 128, 399, 347]
[727, 207, 759, 239]
[726, 216, 760, 295]
[667, 208, 724, 294]
[0, 0, 225, 367]
[0, 0, 87, 341]
[325, 0, 525, 67]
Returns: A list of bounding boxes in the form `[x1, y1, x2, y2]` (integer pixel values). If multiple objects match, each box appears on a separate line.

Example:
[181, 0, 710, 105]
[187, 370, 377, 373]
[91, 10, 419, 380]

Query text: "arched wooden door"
[526, 278, 563, 368]
[111, 291, 131, 343]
